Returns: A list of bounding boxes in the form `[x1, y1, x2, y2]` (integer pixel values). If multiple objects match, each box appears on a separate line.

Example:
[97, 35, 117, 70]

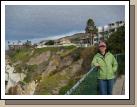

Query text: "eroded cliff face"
[8, 80, 38, 95]
[6, 46, 96, 95]
[5, 64, 26, 94]
[35, 58, 83, 95]
[27, 51, 51, 65]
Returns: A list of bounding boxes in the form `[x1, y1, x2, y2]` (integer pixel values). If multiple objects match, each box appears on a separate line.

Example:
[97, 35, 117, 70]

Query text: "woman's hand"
[95, 63, 100, 68]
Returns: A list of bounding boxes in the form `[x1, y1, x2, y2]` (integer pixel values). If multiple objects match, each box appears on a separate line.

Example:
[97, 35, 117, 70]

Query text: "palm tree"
[18, 40, 21, 45]
[85, 18, 98, 45]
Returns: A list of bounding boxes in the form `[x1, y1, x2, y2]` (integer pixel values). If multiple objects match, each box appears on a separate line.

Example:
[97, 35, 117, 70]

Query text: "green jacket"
[91, 52, 118, 79]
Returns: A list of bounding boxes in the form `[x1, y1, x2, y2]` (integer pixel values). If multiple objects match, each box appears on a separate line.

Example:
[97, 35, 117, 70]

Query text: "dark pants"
[98, 79, 115, 95]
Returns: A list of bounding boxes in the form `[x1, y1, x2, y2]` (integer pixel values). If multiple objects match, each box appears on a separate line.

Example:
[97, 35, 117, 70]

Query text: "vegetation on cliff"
[7, 45, 97, 95]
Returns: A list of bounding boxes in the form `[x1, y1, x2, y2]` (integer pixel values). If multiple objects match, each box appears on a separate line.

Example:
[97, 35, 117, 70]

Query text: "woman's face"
[99, 45, 106, 53]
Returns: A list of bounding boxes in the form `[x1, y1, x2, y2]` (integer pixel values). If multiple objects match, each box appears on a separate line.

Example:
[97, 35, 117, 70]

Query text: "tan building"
[55, 38, 71, 45]
[8, 45, 26, 50]
[60, 38, 71, 45]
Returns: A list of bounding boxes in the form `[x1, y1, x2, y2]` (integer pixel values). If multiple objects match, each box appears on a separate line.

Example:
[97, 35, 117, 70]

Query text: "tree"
[24, 40, 31, 46]
[45, 40, 54, 45]
[107, 26, 125, 54]
[85, 18, 98, 45]
[18, 40, 21, 45]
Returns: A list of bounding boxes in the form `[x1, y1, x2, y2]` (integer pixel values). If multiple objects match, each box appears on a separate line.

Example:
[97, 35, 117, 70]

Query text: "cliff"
[6, 45, 97, 95]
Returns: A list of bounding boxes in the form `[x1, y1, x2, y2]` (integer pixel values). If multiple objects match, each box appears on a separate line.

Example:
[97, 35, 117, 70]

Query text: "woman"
[91, 41, 118, 95]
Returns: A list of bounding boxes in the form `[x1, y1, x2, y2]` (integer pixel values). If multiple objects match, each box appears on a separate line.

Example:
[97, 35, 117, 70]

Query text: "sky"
[5, 5, 125, 42]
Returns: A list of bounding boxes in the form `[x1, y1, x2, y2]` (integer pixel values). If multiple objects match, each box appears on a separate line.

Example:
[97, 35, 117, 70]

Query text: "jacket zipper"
[100, 53, 108, 79]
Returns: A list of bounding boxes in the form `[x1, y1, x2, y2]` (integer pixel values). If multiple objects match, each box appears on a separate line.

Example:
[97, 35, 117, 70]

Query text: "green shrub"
[62, 45, 76, 49]
[23, 65, 38, 83]
[66, 47, 82, 62]
[45, 40, 54, 45]
[34, 47, 58, 54]
[14, 63, 28, 73]
[107, 26, 125, 54]
[80, 46, 97, 72]
[35, 75, 60, 95]
[115, 54, 125, 76]
[60, 47, 77, 57]
[59, 79, 76, 95]
[9, 48, 32, 63]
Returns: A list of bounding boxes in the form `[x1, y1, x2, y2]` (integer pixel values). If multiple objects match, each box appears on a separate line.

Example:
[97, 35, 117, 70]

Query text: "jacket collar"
[96, 51, 110, 58]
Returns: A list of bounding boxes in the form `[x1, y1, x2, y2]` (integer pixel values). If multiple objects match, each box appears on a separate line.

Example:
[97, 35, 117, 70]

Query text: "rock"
[13, 61, 22, 66]
[61, 56, 73, 67]
[112, 75, 125, 95]
[6, 73, 26, 94]
[60, 59, 83, 77]
[5, 64, 26, 94]
[8, 80, 38, 95]
[42, 54, 61, 76]
[27, 51, 51, 65]
[23, 80, 38, 95]
[5, 64, 14, 74]
[51, 88, 59, 95]
[71, 59, 83, 74]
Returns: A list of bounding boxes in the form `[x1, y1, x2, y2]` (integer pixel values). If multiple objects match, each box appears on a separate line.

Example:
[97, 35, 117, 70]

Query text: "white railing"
[65, 66, 96, 95]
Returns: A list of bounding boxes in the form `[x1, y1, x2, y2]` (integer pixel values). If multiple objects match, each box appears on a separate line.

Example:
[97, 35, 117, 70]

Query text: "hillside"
[6, 45, 97, 95]
[56, 33, 87, 44]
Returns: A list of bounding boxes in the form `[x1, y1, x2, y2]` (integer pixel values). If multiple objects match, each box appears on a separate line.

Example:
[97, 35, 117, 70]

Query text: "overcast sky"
[5, 5, 125, 41]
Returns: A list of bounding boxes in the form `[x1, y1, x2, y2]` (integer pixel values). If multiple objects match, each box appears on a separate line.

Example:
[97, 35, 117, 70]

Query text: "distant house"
[54, 38, 71, 45]
[60, 38, 71, 45]
[8, 44, 26, 50]
[97, 20, 125, 42]
[54, 39, 60, 45]
[8, 40, 32, 51]
[80, 34, 91, 47]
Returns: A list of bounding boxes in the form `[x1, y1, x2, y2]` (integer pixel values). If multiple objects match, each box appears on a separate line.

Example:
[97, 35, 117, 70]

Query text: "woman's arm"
[91, 56, 100, 67]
